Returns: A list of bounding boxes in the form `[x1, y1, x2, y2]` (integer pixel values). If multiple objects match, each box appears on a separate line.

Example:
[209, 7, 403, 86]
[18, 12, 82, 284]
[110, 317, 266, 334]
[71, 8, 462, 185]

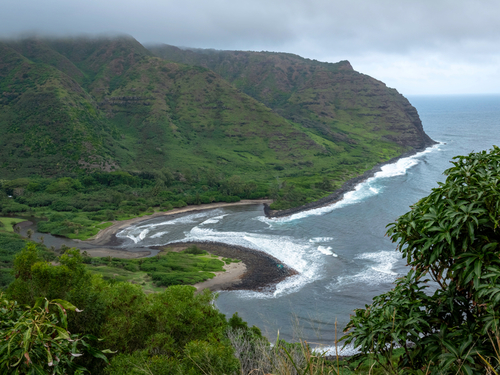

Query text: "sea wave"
[327, 250, 401, 291]
[199, 214, 228, 225]
[317, 246, 337, 257]
[183, 227, 324, 297]
[259, 143, 441, 224]
[319, 343, 360, 357]
[116, 211, 216, 243]
[309, 237, 334, 243]
[150, 231, 168, 239]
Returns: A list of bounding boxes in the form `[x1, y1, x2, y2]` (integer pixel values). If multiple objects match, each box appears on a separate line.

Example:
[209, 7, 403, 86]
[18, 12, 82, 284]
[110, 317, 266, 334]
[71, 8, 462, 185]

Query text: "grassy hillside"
[149, 45, 433, 149]
[0, 36, 434, 211]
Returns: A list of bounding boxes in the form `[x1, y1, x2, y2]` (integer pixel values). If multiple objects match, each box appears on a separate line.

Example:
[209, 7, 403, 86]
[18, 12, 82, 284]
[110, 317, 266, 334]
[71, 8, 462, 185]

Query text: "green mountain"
[149, 45, 433, 150]
[0, 36, 434, 207]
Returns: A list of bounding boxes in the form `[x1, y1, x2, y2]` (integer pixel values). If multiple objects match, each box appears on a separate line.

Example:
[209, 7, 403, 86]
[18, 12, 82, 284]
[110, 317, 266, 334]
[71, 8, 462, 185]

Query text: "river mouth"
[12, 216, 160, 257]
[7, 94, 500, 346]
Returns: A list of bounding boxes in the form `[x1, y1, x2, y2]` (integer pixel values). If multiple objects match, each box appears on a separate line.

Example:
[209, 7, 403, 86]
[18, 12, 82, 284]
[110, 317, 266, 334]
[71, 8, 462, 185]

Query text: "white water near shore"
[258, 143, 442, 225]
[115, 142, 440, 303]
[114, 95, 500, 345]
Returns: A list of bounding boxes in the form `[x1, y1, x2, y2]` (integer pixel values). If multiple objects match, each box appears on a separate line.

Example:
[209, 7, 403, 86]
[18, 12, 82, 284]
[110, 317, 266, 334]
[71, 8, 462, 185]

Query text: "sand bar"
[156, 242, 297, 292]
[82, 248, 151, 258]
[193, 261, 247, 292]
[86, 199, 272, 246]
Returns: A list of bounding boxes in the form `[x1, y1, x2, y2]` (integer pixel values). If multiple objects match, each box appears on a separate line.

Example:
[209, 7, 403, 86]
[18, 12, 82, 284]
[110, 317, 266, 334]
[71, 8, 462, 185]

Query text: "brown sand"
[81, 199, 297, 292]
[194, 261, 247, 292]
[86, 199, 272, 246]
[82, 248, 151, 258]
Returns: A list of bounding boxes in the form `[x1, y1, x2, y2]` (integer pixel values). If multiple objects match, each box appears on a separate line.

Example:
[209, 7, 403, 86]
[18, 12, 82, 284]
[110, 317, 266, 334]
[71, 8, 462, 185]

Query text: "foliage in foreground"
[344, 146, 500, 374]
[0, 232, 55, 289]
[3, 243, 259, 374]
[0, 295, 111, 374]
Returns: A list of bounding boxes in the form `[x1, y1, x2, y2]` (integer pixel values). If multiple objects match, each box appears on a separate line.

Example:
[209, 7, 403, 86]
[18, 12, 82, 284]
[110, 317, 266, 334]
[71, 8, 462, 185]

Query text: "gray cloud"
[2, 0, 499, 94]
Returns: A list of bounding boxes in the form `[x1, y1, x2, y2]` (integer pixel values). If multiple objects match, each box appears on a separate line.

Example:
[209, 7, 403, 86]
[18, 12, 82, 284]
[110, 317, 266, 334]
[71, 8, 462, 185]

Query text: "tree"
[343, 146, 500, 374]
[7, 244, 108, 338]
[101, 284, 240, 374]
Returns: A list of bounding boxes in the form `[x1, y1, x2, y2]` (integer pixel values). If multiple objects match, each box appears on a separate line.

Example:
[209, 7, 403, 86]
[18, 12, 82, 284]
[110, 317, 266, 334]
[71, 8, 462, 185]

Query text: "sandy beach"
[82, 199, 293, 292]
[155, 242, 297, 292]
[193, 261, 247, 292]
[86, 199, 272, 246]
[82, 248, 151, 258]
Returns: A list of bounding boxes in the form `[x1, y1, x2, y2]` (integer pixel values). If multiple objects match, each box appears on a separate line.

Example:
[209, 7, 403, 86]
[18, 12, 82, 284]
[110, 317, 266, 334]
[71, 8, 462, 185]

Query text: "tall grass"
[227, 329, 342, 375]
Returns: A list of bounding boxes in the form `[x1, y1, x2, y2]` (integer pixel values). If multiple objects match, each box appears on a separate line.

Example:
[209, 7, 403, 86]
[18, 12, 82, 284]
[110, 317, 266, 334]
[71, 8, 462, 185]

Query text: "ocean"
[65, 94, 500, 351]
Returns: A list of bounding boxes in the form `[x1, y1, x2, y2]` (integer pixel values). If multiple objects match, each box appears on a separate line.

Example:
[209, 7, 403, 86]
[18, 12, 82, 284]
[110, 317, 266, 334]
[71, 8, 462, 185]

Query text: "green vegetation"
[1, 243, 264, 374]
[0, 35, 460, 374]
[0, 232, 55, 288]
[0, 36, 433, 212]
[0, 171, 263, 239]
[5, 144, 500, 375]
[343, 146, 500, 374]
[0, 217, 25, 232]
[85, 245, 240, 289]
[0, 296, 112, 374]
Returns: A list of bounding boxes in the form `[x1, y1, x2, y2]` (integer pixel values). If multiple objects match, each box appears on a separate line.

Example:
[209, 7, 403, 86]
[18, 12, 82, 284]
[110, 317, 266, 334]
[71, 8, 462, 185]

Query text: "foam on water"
[121, 228, 150, 244]
[309, 237, 334, 243]
[181, 226, 323, 297]
[320, 343, 360, 357]
[356, 252, 399, 276]
[317, 246, 337, 257]
[327, 250, 401, 291]
[258, 143, 441, 225]
[150, 231, 168, 239]
[159, 211, 211, 225]
[199, 214, 228, 225]
[116, 211, 216, 243]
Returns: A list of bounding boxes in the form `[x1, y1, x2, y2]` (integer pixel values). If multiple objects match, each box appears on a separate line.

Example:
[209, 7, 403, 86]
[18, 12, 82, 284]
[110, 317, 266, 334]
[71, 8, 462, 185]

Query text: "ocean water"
[115, 94, 500, 351]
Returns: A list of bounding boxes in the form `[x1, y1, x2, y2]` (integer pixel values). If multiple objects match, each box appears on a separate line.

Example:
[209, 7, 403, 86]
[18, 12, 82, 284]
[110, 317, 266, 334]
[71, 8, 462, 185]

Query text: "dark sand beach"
[82, 199, 298, 291]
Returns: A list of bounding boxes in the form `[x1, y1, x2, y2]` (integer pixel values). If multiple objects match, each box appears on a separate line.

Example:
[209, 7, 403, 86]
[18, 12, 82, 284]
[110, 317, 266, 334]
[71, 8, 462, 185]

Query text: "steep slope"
[0, 36, 434, 208]
[0, 37, 341, 183]
[0, 41, 117, 176]
[149, 45, 434, 151]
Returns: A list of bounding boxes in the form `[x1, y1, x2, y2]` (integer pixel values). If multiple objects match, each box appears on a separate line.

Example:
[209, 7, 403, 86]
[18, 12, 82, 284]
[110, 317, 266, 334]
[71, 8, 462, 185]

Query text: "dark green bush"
[183, 245, 206, 255]
[1, 201, 29, 214]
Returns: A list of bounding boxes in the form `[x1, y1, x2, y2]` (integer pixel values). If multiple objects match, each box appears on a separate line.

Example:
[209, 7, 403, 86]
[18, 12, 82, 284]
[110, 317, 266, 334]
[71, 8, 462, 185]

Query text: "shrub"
[1, 202, 29, 214]
[0, 296, 111, 374]
[173, 200, 187, 208]
[343, 146, 500, 374]
[49, 198, 74, 211]
[183, 245, 206, 255]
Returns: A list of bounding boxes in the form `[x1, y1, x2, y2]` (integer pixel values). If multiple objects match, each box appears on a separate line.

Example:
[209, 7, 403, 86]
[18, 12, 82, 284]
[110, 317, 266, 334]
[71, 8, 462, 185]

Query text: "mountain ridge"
[149, 44, 434, 150]
[0, 35, 434, 208]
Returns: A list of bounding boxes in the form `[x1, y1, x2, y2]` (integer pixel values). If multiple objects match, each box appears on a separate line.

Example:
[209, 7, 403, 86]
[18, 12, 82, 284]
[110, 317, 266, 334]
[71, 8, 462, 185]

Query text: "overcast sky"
[2, 0, 499, 95]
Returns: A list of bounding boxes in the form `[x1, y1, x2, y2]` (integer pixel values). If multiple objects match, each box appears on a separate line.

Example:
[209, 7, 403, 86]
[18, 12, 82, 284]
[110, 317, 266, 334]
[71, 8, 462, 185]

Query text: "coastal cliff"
[0, 35, 434, 211]
[150, 45, 435, 151]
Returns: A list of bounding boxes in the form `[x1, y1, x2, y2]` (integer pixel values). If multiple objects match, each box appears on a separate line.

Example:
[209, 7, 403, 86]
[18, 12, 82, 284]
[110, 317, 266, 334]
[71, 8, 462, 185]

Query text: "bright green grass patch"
[85, 246, 239, 289]
[0, 217, 26, 232]
[86, 265, 166, 294]
[65, 221, 115, 240]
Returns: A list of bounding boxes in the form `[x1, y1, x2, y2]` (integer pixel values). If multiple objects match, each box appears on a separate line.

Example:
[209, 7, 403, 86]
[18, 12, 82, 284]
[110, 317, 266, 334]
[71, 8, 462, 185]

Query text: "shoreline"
[80, 145, 436, 292]
[85, 146, 435, 242]
[264, 145, 436, 218]
[85, 199, 272, 246]
[154, 241, 298, 292]
[82, 199, 291, 292]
